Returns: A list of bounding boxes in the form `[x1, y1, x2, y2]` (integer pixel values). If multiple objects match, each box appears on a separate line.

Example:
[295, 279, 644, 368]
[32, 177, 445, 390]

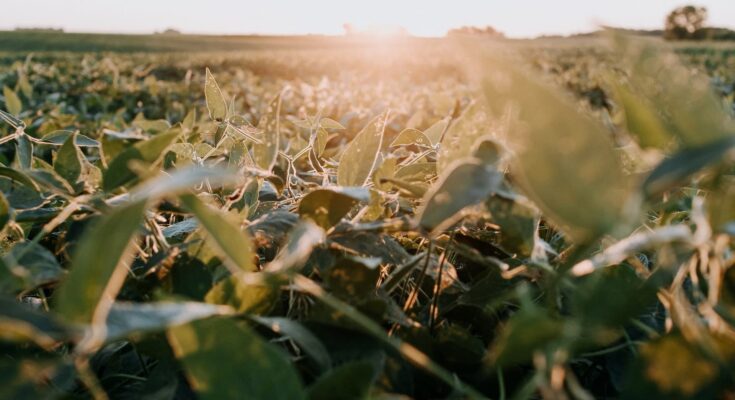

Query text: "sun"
[343, 23, 409, 39]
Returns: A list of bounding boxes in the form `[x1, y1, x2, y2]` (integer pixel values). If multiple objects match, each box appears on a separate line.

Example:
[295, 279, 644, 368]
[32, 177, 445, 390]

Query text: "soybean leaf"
[318, 117, 345, 130]
[0, 166, 39, 190]
[372, 155, 396, 192]
[167, 317, 306, 400]
[424, 117, 449, 146]
[481, 51, 632, 241]
[618, 37, 735, 148]
[54, 200, 147, 324]
[105, 301, 232, 342]
[612, 81, 671, 149]
[394, 162, 436, 182]
[418, 160, 502, 234]
[0, 191, 10, 232]
[2, 86, 21, 116]
[643, 136, 735, 197]
[251, 316, 332, 371]
[437, 104, 488, 173]
[624, 334, 719, 398]
[307, 360, 379, 400]
[491, 304, 564, 367]
[0, 297, 68, 348]
[3, 242, 65, 294]
[253, 93, 281, 172]
[390, 128, 432, 147]
[265, 221, 325, 273]
[204, 68, 227, 121]
[298, 187, 370, 230]
[180, 194, 256, 273]
[54, 131, 83, 188]
[130, 166, 238, 202]
[42, 130, 99, 147]
[337, 112, 387, 187]
[103, 130, 180, 191]
[486, 194, 539, 257]
[15, 134, 32, 170]
[205, 273, 277, 315]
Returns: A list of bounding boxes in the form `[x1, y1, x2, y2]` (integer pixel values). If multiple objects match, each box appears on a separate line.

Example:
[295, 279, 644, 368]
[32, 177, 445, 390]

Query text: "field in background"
[1, 31, 735, 399]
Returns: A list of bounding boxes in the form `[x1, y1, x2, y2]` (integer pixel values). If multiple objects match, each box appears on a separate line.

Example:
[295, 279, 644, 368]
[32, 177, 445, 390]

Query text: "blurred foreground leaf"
[168, 317, 306, 400]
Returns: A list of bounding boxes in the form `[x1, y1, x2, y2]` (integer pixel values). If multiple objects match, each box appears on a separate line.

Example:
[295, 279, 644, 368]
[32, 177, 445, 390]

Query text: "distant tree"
[156, 28, 181, 35]
[664, 5, 708, 40]
[447, 26, 504, 38]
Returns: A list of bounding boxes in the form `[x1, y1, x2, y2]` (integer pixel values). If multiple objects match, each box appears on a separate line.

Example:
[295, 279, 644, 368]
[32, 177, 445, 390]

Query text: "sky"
[2, 0, 734, 38]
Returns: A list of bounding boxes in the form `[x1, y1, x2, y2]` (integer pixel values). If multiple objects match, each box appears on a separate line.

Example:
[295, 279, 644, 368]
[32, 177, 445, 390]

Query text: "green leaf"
[204, 68, 227, 121]
[418, 160, 502, 234]
[105, 301, 232, 342]
[205, 273, 277, 315]
[390, 128, 432, 147]
[394, 162, 436, 182]
[491, 304, 564, 367]
[133, 116, 171, 133]
[486, 195, 539, 257]
[42, 130, 99, 147]
[612, 81, 671, 149]
[0, 166, 39, 190]
[253, 93, 282, 172]
[0, 297, 68, 348]
[618, 38, 735, 148]
[437, 104, 488, 173]
[572, 265, 657, 330]
[180, 194, 256, 273]
[265, 221, 325, 273]
[17, 74, 32, 100]
[631, 334, 718, 397]
[307, 360, 379, 400]
[481, 54, 632, 241]
[54, 200, 147, 324]
[129, 166, 238, 202]
[371, 155, 396, 192]
[337, 112, 387, 187]
[324, 255, 381, 299]
[182, 108, 196, 131]
[298, 187, 369, 230]
[53, 131, 83, 188]
[3, 242, 64, 294]
[167, 317, 306, 400]
[3, 86, 21, 116]
[424, 117, 449, 146]
[14, 134, 32, 170]
[0, 191, 10, 232]
[642, 136, 735, 197]
[251, 316, 332, 371]
[318, 117, 345, 130]
[103, 130, 180, 191]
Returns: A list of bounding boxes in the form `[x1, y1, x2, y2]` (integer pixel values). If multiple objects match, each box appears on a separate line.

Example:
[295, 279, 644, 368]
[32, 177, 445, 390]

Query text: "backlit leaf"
[418, 160, 502, 234]
[253, 93, 281, 172]
[2, 86, 21, 116]
[337, 112, 387, 187]
[204, 68, 227, 121]
[481, 51, 632, 241]
[103, 129, 180, 191]
[180, 194, 256, 273]
[53, 131, 83, 188]
[390, 128, 431, 147]
[298, 187, 369, 230]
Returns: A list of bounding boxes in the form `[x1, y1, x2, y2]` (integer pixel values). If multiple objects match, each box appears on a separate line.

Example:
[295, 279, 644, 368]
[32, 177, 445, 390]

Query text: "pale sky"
[2, 1, 734, 38]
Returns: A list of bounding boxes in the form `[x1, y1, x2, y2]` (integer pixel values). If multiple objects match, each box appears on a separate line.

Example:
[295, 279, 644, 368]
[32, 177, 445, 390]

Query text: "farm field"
[1, 31, 735, 399]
